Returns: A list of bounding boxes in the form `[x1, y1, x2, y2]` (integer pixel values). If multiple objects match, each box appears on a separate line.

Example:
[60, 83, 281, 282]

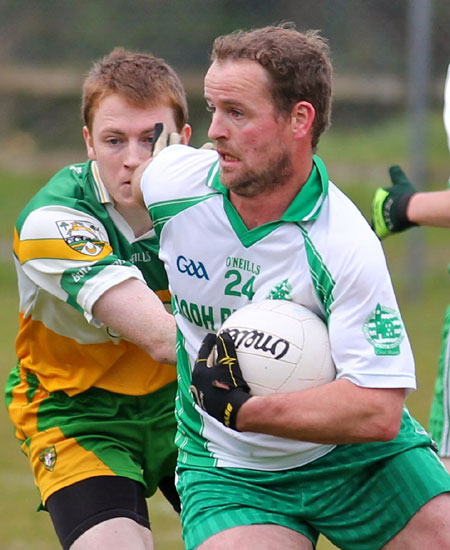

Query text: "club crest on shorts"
[39, 446, 57, 471]
[56, 219, 106, 256]
[363, 303, 405, 355]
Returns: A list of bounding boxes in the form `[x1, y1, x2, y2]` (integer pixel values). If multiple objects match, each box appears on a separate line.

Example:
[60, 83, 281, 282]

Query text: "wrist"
[233, 395, 262, 431]
[405, 192, 424, 226]
[395, 191, 417, 228]
[225, 390, 252, 430]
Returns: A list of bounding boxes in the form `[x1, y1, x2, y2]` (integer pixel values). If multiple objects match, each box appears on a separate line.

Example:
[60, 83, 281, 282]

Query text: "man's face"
[83, 94, 190, 208]
[204, 60, 293, 197]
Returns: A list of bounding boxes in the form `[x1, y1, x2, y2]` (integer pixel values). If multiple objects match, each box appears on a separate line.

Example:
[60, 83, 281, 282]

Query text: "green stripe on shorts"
[36, 381, 178, 497]
[429, 304, 450, 455]
[177, 442, 450, 550]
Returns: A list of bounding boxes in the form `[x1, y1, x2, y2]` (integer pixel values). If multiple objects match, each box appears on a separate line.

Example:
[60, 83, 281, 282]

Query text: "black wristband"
[222, 388, 252, 430]
[395, 191, 417, 229]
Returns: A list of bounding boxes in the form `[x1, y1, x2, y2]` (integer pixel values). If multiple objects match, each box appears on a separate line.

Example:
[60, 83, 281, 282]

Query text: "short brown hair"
[82, 47, 188, 132]
[210, 24, 332, 150]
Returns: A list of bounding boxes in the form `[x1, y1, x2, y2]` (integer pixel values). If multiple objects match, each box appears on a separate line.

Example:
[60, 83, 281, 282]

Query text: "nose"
[123, 142, 149, 169]
[208, 112, 228, 141]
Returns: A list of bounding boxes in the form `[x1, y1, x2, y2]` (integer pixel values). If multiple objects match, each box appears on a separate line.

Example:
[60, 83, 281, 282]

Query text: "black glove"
[152, 122, 215, 155]
[371, 166, 418, 239]
[190, 332, 251, 430]
[151, 122, 182, 156]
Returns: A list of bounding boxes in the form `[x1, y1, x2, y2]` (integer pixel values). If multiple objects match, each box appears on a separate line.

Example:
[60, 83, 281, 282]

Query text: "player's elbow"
[372, 415, 402, 442]
[143, 325, 177, 365]
[367, 400, 404, 442]
[146, 342, 175, 365]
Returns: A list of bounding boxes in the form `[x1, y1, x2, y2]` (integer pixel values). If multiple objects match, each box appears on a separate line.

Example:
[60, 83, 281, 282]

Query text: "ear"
[290, 101, 315, 141]
[180, 123, 192, 145]
[82, 126, 96, 160]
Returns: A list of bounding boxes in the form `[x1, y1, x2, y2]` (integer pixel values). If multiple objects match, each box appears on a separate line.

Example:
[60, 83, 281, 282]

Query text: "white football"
[219, 300, 336, 396]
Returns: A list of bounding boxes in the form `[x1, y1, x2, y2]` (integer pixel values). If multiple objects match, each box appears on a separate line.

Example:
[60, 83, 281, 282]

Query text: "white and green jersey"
[141, 145, 417, 471]
[428, 61, 450, 454]
[13, 160, 176, 397]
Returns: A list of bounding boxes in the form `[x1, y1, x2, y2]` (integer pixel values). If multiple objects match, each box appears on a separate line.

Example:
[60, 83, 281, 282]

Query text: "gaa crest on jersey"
[39, 445, 57, 471]
[363, 303, 405, 355]
[56, 220, 106, 257]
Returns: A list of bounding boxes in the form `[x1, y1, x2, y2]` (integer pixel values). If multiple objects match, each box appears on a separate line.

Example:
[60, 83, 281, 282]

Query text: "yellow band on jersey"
[15, 234, 113, 263]
[17, 313, 176, 395]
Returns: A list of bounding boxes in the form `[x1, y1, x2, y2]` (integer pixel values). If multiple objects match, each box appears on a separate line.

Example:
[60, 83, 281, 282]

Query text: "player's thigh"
[11, 383, 149, 505]
[383, 492, 450, 549]
[141, 381, 179, 500]
[440, 456, 450, 474]
[70, 517, 153, 550]
[46, 476, 150, 550]
[311, 444, 450, 550]
[176, 465, 318, 550]
[198, 524, 313, 550]
[29, 383, 177, 506]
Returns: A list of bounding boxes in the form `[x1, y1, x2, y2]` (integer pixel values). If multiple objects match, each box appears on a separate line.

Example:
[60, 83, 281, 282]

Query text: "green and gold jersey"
[13, 160, 176, 396]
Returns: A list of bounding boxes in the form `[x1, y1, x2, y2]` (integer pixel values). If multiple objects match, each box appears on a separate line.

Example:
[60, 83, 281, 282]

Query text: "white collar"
[90, 161, 113, 205]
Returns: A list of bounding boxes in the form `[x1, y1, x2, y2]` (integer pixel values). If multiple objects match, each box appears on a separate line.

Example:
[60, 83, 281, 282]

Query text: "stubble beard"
[222, 150, 293, 198]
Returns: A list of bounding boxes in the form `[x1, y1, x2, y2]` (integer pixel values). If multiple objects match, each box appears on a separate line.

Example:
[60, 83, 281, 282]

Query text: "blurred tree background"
[0, 1, 449, 549]
[0, 0, 449, 164]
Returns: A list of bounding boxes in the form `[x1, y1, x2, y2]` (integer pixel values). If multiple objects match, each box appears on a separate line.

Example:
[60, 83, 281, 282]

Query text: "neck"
[231, 157, 313, 229]
[231, 190, 290, 229]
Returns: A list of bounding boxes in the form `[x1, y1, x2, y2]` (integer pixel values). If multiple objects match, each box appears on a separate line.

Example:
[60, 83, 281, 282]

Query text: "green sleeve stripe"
[60, 257, 134, 312]
[149, 194, 218, 236]
[299, 225, 335, 319]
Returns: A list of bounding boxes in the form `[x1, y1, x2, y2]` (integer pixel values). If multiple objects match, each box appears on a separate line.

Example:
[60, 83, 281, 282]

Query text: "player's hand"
[151, 123, 182, 157]
[371, 166, 418, 239]
[152, 123, 215, 154]
[190, 332, 251, 431]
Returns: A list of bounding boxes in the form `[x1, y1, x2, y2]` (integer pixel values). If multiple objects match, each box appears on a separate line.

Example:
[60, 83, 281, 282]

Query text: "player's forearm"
[236, 379, 405, 444]
[93, 278, 177, 364]
[131, 159, 151, 206]
[407, 189, 450, 228]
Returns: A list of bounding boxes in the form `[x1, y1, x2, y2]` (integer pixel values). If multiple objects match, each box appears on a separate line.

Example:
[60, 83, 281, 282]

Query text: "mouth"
[218, 150, 239, 164]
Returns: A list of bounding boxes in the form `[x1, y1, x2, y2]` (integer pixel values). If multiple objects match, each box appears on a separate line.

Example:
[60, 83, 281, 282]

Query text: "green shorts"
[177, 444, 450, 550]
[5, 366, 177, 504]
[429, 304, 450, 456]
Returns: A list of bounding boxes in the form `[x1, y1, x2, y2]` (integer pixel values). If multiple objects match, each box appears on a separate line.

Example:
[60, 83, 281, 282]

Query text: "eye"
[106, 137, 121, 145]
[231, 109, 243, 119]
[206, 104, 215, 114]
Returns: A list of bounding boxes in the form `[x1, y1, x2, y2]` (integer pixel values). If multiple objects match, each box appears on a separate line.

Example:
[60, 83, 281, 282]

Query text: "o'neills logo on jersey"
[130, 251, 153, 264]
[224, 328, 290, 360]
[56, 220, 106, 257]
[176, 255, 209, 280]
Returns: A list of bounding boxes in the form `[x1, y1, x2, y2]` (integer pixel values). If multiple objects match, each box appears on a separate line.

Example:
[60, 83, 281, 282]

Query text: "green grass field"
[0, 111, 448, 549]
